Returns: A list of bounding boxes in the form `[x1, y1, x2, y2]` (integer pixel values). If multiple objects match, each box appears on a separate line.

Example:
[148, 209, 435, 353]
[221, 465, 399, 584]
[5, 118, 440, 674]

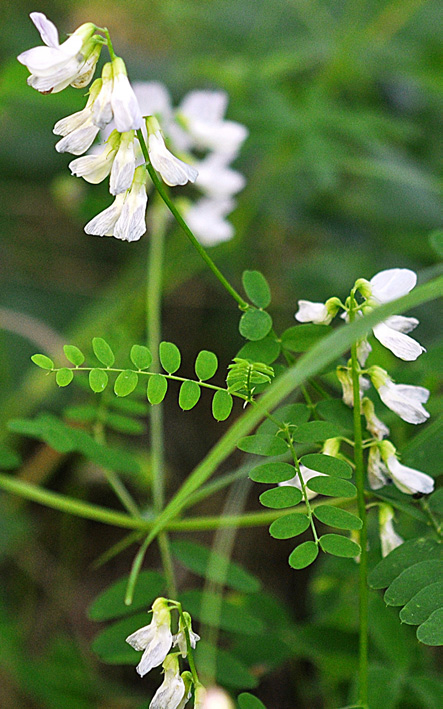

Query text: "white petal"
[357, 338, 372, 366]
[370, 268, 417, 303]
[150, 671, 185, 709]
[55, 122, 99, 155]
[195, 154, 246, 198]
[279, 465, 327, 500]
[384, 315, 419, 334]
[113, 183, 148, 242]
[186, 199, 235, 246]
[189, 119, 248, 155]
[135, 625, 173, 677]
[110, 137, 136, 194]
[126, 623, 156, 651]
[18, 35, 83, 76]
[30, 12, 60, 48]
[295, 301, 330, 325]
[84, 194, 126, 236]
[53, 108, 91, 136]
[373, 323, 426, 361]
[111, 74, 143, 132]
[180, 90, 228, 123]
[387, 456, 434, 495]
[69, 148, 115, 184]
[93, 78, 114, 129]
[148, 131, 198, 186]
[367, 447, 389, 490]
[380, 517, 404, 557]
[377, 382, 430, 424]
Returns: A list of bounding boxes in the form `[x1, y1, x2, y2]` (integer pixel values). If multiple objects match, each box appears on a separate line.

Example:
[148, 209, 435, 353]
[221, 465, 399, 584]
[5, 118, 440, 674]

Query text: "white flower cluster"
[18, 13, 248, 245]
[294, 268, 435, 497]
[125, 598, 201, 709]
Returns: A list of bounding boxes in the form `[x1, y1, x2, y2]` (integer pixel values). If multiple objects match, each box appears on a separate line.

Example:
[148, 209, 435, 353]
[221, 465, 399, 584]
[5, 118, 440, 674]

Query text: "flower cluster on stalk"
[125, 597, 202, 708]
[294, 268, 435, 497]
[18, 12, 248, 245]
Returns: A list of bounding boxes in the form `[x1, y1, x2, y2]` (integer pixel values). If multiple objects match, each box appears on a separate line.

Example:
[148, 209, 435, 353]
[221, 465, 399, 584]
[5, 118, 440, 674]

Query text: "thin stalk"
[287, 434, 319, 544]
[136, 129, 249, 310]
[146, 200, 177, 600]
[349, 298, 369, 708]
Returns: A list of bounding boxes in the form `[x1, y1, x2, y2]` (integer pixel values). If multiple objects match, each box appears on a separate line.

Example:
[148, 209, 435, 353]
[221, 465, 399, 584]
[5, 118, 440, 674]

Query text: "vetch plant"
[3, 10, 441, 709]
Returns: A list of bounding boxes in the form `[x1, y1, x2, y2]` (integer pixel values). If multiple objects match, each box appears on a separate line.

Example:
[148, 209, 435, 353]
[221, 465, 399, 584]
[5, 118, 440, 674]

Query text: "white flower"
[17, 13, 96, 94]
[369, 367, 430, 425]
[177, 90, 248, 156]
[199, 687, 235, 709]
[379, 505, 404, 557]
[126, 597, 173, 677]
[295, 297, 341, 326]
[365, 269, 426, 361]
[369, 268, 417, 304]
[379, 442, 435, 495]
[367, 445, 389, 490]
[111, 58, 143, 132]
[149, 654, 185, 709]
[186, 198, 235, 246]
[53, 79, 102, 154]
[279, 464, 327, 500]
[147, 117, 198, 186]
[69, 130, 120, 184]
[362, 398, 389, 440]
[92, 63, 114, 129]
[109, 131, 137, 194]
[85, 165, 148, 241]
[194, 154, 246, 198]
[70, 42, 102, 89]
[171, 612, 200, 658]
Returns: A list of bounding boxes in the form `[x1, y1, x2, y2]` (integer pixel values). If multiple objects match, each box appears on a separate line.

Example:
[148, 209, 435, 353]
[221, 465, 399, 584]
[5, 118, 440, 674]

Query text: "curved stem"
[136, 129, 249, 310]
[349, 301, 369, 709]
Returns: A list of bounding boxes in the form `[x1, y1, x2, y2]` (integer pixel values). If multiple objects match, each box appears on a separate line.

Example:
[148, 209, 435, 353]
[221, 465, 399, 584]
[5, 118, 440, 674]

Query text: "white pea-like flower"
[194, 153, 246, 198]
[17, 13, 97, 94]
[336, 367, 370, 408]
[367, 445, 389, 490]
[379, 442, 435, 495]
[92, 63, 114, 129]
[177, 90, 248, 156]
[85, 165, 148, 242]
[199, 687, 235, 709]
[125, 597, 173, 677]
[109, 131, 137, 195]
[378, 504, 404, 557]
[69, 130, 120, 184]
[369, 367, 430, 425]
[279, 464, 327, 500]
[53, 79, 102, 155]
[110, 58, 143, 132]
[149, 654, 185, 709]
[365, 269, 426, 361]
[295, 297, 341, 326]
[362, 398, 389, 440]
[171, 612, 200, 658]
[147, 117, 198, 187]
[185, 198, 235, 246]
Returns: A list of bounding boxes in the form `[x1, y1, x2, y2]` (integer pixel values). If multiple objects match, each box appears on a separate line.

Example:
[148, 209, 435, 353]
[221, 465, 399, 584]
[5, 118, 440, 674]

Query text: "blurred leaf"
[88, 571, 165, 621]
[238, 693, 267, 709]
[281, 325, 328, 353]
[242, 270, 271, 309]
[196, 640, 258, 689]
[239, 309, 272, 341]
[180, 590, 264, 635]
[92, 612, 149, 664]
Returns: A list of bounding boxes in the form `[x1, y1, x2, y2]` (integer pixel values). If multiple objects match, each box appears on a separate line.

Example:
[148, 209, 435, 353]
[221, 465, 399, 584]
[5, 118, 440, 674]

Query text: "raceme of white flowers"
[294, 268, 435, 498]
[18, 13, 248, 244]
[126, 598, 202, 708]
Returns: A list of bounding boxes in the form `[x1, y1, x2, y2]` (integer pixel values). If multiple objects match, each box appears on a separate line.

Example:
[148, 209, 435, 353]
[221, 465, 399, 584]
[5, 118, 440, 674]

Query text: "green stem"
[287, 433, 319, 543]
[103, 29, 117, 61]
[349, 300, 369, 709]
[175, 603, 200, 686]
[147, 200, 177, 600]
[136, 129, 249, 310]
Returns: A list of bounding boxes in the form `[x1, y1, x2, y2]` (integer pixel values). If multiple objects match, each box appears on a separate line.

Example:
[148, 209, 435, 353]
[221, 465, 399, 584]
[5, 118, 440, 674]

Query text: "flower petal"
[377, 382, 430, 424]
[370, 268, 417, 303]
[30, 12, 60, 48]
[295, 301, 330, 325]
[373, 322, 426, 361]
[386, 456, 435, 495]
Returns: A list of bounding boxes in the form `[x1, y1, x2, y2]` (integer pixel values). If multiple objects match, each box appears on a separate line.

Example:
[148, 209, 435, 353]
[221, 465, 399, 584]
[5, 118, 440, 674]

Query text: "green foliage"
[113, 369, 139, 397]
[147, 373, 168, 404]
[237, 334, 281, 365]
[92, 337, 115, 367]
[242, 270, 271, 309]
[238, 692, 268, 709]
[259, 486, 303, 508]
[31, 354, 54, 370]
[249, 462, 295, 484]
[130, 344, 152, 370]
[63, 345, 85, 367]
[319, 533, 361, 558]
[227, 358, 274, 397]
[289, 541, 319, 569]
[212, 389, 234, 421]
[307, 476, 357, 498]
[281, 325, 327, 353]
[170, 540, 261, 593]
[89, 368, 108, 393]
[88, 571, 165, 621]
[179, 380, 201, 410]
[195, 349, 218, 380]
[369, 539, 443, 646]
[238, 434, 288, 456]
[0, 445, 21, 469]
[159, 340, 181, 373]
[55, 368, 74, 387]
[239, 309, 273, 341]
[180, 589, 264, 635]
[292, 421, 342, 443]
[269, 513, 310, 539]
[313, 505, 362, 531]
[300, 453, 352, 479]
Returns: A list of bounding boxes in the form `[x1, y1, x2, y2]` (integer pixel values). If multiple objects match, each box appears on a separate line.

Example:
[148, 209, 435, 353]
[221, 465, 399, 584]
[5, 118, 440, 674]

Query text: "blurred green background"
[0, 1, 441, 707]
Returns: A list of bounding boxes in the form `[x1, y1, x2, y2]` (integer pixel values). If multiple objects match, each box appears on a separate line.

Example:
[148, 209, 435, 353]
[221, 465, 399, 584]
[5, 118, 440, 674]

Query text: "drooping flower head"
[125, 597, 173, 677]
[369, 366, 430, 425]
[379, 441, 434, 496]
